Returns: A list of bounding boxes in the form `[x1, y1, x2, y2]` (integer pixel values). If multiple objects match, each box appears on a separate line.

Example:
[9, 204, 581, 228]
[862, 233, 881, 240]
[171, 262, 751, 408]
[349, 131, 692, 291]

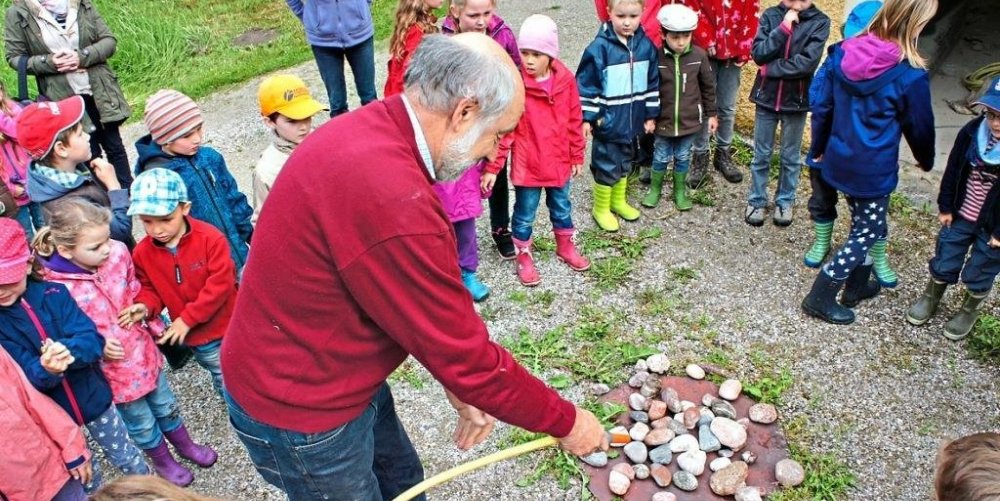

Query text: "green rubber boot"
[905, 278, 947, 326]
[673, 171, 692, 211]
[804, 221, 834, 268]
[592, 183, 619, 232]
[642, 169, 666, 208]
[870, 238, 898, 288]
[943, 290, 989, 340]
[610, 178, 640, 221]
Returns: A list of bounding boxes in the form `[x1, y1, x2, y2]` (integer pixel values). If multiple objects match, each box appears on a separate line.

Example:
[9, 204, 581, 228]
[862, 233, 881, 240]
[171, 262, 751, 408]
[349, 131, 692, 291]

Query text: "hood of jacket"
[523, 58, 575, 96]
[134, 134, 181, 173]
[441, 13, 507, 37]
[835, 34, 906, 95]
[26, 163, 86, 203]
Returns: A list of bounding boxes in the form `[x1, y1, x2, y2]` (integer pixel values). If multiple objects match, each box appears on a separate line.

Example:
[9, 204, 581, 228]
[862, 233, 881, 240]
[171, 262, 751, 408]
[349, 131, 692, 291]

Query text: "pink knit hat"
[144, 89, 204, 145]
[0, 218, 30, 284]
[518, 14, 559, 59]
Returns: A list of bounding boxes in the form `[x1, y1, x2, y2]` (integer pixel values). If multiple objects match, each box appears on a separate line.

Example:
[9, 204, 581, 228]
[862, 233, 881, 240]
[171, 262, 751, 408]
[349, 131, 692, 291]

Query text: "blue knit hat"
[844, 1, 882, 38]
[128, 168, 189, 216]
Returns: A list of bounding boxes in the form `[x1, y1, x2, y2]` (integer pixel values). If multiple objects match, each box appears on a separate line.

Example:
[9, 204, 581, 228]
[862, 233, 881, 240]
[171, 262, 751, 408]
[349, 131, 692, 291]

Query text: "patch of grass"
[477, 305, 498, 323]
[705, 348, 735, 370]
[581, 399, 628, 427]
[571, 341, 659, 385]
[502, 327, 569, 374]
[573, 306, 616, 341]
[669, 266, 698, 284]
[637, 288, 684, 317]
[969, 314, 1000, 363]
[590, 256, 633, 289]
[743, 367, 794, 404]
[499, 429, 590, 494]
[531, 290, 557, 309]
[690, 187, 716, 207]
[533, 236, 556, 252]
[388, 359, 425, 389]
[578, 229, 618, 255]
[507, 290, 529, 304]
[769, 443, 856, 501]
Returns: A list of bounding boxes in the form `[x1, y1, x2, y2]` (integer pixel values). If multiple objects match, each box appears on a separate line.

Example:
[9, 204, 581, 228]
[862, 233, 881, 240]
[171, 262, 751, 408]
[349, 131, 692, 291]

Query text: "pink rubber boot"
[512, 238, 541, 286]
[554, 228, 590, 271]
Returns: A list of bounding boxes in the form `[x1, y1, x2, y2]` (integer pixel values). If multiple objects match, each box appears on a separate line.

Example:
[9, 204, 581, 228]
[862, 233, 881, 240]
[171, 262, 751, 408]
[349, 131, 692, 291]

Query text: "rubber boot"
[714, 146, 743, 183]
[804, 221, 834, 268]
[610, 178, 640, 221]
[943, 290, 989, 340]
[840, 259, 881, 308]
[687, 151, 710, 189]
[870, 238, 898, 288]
[512, 238, 541, 286]
[642, 169, 666, 208]
[673, 172, 692, 211]
[801, 271, 855, 325]
[460, 269, 490, 302]
[553, 228, 590, 271]
[639, 165, 652, 184]
[592, 183, 619, 232]
[164, 424, 218, 468]
[905, 279, 948, 326]
[145, 440, 194, 487]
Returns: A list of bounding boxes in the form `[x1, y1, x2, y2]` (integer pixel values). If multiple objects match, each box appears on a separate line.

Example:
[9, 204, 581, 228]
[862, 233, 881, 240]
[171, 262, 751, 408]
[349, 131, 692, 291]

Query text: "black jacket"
[749, 4, 830, 113]
[938, 117, 1000, 239]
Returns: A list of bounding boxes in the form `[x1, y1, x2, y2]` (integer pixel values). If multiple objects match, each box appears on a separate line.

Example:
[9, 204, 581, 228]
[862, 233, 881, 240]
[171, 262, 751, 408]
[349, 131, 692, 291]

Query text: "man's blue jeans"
[747, 107, 807, 210]
[512, 183, 574, 241]
[312, 36, 377, 117]
[225, 383, 426, 501]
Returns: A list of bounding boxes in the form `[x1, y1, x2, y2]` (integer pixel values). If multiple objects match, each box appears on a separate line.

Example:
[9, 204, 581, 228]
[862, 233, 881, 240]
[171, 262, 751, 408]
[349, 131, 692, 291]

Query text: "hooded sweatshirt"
[810, 34, 935, 198]
[442, 15, 522, 68]
[749, 3, 830, 113]
[26, 163, 132, 244]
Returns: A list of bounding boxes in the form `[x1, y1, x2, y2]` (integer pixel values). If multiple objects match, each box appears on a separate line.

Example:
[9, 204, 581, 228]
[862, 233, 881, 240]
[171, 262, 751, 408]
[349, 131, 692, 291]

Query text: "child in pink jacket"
[32, 197, 217, 487]
[432, 162, 492, 302]
[0, 81, 44, 238]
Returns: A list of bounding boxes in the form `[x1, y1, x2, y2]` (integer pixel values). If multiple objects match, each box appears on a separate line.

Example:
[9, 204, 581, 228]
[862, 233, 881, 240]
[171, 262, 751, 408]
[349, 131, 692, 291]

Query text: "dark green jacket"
[4, 0, 130, 124]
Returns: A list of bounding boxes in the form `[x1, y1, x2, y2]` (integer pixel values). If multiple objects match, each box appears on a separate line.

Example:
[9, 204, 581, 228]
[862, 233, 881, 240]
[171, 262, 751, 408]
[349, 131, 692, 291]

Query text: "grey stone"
[590, 383, 611, 396]
[673, 470, 698, 491]
[581, 451, 608, 467]
[633, 463, 650, 480]
[677, 449, 707, 476]
[629, 371, 649, 388]
[624, 441, 648, 463]
[686, 364, 706, 379]
[661, 387, 682, 413]
[608, 470, 630, 496]
[629, 422, 650, 441]
[649, 444, 673, 465]
[735, 486, 763, 501]
[719, 379, 743, 401]
[669, 433, 699, 453]
[629, 393, 648, 411]
[646, 353, 670, 374]
[699, 424, 722, 452]
[749, 403, 778, 424]
[776, 459, 805, 487]
[630, 410, 649, 424]
[710, 417, 747, 450]
[711, 399, 738, 420]
[709, 457, 732, 472]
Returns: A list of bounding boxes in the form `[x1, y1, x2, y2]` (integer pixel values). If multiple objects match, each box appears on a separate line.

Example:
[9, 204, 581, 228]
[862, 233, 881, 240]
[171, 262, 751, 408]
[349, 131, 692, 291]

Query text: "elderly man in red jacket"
[221, 33, 608, 501]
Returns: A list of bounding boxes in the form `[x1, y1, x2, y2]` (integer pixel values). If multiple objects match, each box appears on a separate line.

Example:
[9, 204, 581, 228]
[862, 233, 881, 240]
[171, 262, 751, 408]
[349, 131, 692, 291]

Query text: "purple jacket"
[442, 15, 522, 68]
[432, 161, 487, 223]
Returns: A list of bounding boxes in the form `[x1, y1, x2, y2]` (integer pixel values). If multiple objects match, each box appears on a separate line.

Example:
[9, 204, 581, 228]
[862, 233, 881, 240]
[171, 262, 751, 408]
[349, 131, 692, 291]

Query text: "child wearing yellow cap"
[253, 75, 328, 225]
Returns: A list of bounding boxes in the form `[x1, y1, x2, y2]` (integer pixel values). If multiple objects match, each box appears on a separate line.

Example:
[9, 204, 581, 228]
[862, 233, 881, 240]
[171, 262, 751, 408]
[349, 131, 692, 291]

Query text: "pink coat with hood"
[0, 347, 90, 501]
[0, 99, 32, 206]
[40, 240, 164, 404]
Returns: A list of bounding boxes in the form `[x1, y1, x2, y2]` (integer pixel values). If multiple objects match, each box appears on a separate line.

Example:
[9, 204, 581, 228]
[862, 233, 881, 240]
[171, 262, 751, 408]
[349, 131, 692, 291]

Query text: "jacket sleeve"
[900, 72, 935, 171]
[644, 46, 660, 120]
[686, 0, 717, 51]
[699, 51, 718, 117]
[0, 108, 18, 138]
[133, 253, 165, 318]
[48, 289, 105, 369]
[77, 2, 117, 68]
[486, 133, 514, 175]
[807, 56, 835, 161]
[176, 232, 236, 328]
[0, 336, 63, 390]
[809, 55, 832, 107]
[594, 0, 610, 22]
[3, 351, 90, 467]
[576, 44, 605, 125]
[567, 83, 586, 165]
[4, 9, 60, 76]
[215, 155, 254, 245]
[751, 11, 786, 66]
[339, 232, 577, 438]
[937, 121, 974, 214]
[763, 17, 830, 79]
[285, 0, 304, 20]
[106, 189, 133, 244]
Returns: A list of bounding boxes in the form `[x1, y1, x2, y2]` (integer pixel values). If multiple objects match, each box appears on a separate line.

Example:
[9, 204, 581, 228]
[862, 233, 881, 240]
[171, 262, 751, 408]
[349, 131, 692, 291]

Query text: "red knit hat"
[0, 218, 30, 284]
[144, 89, 204, 145]
[15, 96, 86, 160]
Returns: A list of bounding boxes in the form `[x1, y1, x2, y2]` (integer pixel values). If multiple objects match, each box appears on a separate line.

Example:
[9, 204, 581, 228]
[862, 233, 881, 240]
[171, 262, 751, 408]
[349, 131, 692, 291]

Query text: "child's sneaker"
[744, 205, 765, 226]
[461, 269, 490, 302]
[773, 205, 793, 227]
[492, 227, 516, 260]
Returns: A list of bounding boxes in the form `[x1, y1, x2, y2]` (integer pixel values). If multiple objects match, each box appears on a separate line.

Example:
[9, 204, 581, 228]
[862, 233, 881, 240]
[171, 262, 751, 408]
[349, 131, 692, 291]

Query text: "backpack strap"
[21, 299, 86, 425]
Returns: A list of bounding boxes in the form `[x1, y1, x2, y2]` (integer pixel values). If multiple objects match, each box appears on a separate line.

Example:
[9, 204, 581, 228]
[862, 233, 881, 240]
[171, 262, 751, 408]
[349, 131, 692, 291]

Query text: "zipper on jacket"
[628, 36, 635, 132]
[173, 253, 183, 284]
[674, 51, 681, 136]
[776, 20, 794, 112]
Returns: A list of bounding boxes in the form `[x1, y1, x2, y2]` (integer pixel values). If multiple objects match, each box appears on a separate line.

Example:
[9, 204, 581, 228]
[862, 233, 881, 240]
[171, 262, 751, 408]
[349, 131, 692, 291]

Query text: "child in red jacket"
[124, 168, 237, 397]
[384, 0, 443, 97]
[484, 15, 589, 286]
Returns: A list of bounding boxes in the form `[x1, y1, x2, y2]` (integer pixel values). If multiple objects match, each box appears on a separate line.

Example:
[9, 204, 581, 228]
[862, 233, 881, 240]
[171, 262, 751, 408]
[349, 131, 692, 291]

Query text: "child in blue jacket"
[0, 219, 149, 492]
[577, 0, 659, 232]
[906, 77, 1000, 340]
[134, 90, 253, 274]
[802, 0, 936, 325]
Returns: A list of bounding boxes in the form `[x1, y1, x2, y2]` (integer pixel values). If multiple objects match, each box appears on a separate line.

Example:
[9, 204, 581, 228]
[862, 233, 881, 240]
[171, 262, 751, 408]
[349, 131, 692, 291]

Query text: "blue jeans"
[511, 183, 574, 241]
[929, 216, 1000, 293]
[312, 36, 377, 117]
[14, 201, 44, 240]
[84, 403, 150, 492]
[225, 383, 426, 501]
[652, 134, 696, 173]
[116, 371, 183, 450]
[191, 340, 223, 397]
[693, 59, 742, 153]
[747, 107, 807, 210]
[822, 196, 889, 281]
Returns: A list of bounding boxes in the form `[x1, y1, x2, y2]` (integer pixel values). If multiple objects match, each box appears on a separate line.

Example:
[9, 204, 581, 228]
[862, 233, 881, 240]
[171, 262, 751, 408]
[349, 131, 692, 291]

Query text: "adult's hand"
[446, 390, 496, 450]
[558, 407, 608, 456]
[52, 50, 79, 72]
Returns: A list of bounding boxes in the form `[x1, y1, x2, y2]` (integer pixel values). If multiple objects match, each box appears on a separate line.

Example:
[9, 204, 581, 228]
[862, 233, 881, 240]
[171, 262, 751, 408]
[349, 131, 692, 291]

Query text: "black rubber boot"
[905, 279, 947, 326]
[840, 262, 881, 308]
[802, 271, 855, 325]
[686, 151, 710, 189]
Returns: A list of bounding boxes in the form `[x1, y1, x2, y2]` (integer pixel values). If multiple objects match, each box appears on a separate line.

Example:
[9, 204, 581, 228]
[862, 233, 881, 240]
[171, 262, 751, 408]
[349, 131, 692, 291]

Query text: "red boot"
[512, 238, 541, 286]
[554, 228, 590, 271]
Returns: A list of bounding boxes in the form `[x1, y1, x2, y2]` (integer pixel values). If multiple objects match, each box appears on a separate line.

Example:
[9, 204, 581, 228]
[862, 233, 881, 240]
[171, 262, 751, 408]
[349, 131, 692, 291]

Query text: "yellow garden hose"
[391, 436, 560, 501]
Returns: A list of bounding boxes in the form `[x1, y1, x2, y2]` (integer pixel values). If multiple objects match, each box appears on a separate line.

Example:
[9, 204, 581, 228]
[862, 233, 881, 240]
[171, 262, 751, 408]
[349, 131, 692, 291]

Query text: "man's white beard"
[436, 121, 489, 181]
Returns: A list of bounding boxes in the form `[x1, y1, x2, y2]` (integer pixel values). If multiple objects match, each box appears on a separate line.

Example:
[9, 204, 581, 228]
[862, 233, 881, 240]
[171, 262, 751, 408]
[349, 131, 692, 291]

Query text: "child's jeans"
[13, 201, 44, 239]
[807, 168, 839, 223]
[822, 195, 889, 281]
[747, 108, 807, 210]
[652, 134, 696, 173]
[116, 370, 184, 450]
[191, 339, 224, 397]
[454, 218, 479, 273]
[694, 59, 742, 154]
[591, 139, 635, 186]
[511, 183, 574, 241]
[84, 403, 150, 492]
[929, 216, 1000, 293]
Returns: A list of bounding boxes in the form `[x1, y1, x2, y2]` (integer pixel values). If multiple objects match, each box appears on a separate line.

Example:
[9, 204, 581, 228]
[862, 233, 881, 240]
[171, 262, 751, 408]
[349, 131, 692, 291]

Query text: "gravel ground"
[98, 1, 1000, 499]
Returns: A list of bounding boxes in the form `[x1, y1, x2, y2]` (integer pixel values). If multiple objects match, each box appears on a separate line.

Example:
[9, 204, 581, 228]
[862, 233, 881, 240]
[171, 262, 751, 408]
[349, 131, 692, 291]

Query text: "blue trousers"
[591, 140, 635, 186]
[747, 107, 806, 210]
[191, 339, 224, 397]
[312, 37, 377, 117]
[13, 201, 44, 239]
[652, 134, 696, 173]
[225, 383, 426, 501]
[511, 183, 574, 241]
[822, 196, 889, 280]
[929, 216, 1000, 293]
[116, 370, 184, 450]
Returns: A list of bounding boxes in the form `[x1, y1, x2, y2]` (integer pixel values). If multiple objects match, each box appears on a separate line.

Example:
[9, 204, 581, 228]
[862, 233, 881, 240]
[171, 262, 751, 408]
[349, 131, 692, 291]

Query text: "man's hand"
[103, 338, 125, 361]
[939, 213, 953, 227]
[558, 407, 609, 456]
[571, 164, 583, 177]
[90, 159, 121, 191]
[40, 341, 74, 374]
[445, 391, 496, 450]
[480, 172, 497, 194]
[707, 117, 719, 135]
[158, 318, 190, 346]
[644, 119, 656, 135]
[69, 459, 92, 486]
[118, 303, 148, 328]
[582, 122, 593, 139]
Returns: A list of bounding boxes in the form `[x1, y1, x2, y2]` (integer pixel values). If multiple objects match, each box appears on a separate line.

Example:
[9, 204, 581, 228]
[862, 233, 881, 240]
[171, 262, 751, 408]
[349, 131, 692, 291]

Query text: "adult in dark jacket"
[5, 0, 133, 189]
[745, 0, 829, 227]
[801, 0, 937, 325]
[906, 79, 1000, 340]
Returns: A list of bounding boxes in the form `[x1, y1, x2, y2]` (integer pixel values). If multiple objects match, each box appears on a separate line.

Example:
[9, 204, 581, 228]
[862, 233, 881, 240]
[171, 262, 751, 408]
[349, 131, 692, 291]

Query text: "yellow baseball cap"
[258, 74, 328, 120]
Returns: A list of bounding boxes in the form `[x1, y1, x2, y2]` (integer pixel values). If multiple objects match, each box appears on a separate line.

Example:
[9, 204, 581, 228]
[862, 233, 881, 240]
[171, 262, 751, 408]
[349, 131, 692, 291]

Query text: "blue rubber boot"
[461, 269, 490, 302]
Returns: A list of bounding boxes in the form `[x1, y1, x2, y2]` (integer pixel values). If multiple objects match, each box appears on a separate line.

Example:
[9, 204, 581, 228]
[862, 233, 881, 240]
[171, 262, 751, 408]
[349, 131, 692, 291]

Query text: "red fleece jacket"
[133, 217, 237, 347]
[222, 95, 577, 436]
